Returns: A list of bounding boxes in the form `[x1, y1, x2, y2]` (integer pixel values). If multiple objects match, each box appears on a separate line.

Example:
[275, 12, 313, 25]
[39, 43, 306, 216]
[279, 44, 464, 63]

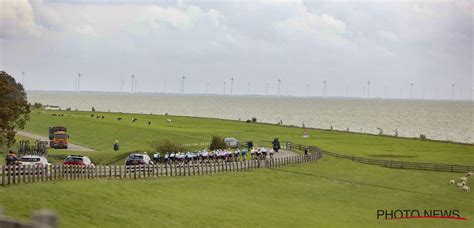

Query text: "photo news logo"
[377, 209, 467, 221]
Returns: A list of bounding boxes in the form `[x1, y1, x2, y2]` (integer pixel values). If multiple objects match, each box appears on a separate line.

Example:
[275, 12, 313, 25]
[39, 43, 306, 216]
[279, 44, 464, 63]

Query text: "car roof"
[68, 155, 84, 157]
[21, 155, 45, 158]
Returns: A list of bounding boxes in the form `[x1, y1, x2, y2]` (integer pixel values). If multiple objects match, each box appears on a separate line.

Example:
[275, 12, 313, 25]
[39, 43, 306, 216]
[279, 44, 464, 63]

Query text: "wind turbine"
[230, 77, 234, 95]
[77, 73, 82, 93]
[452, 83, 455, 100]
[278, 79, 281, 96]
[21, 72, 25, 88]
[131, 75, 135, 93]
[323, 80, 327, 97]
[410, 82, 414, 99]
[367, 81, 371, 98]
[182, 76, 186, 95]
[223, 81, 226, 95]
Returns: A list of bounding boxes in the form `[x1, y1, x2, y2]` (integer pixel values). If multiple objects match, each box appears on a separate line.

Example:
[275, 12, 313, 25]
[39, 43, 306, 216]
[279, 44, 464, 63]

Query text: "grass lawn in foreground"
[0, 157, 472, 227]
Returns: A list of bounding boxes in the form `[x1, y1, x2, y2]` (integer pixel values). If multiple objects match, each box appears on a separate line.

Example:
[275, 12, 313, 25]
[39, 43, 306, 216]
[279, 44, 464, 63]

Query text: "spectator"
[114, 140, 120, 151]
[5, 150, 18, 165]
[272, 138, 281, 153]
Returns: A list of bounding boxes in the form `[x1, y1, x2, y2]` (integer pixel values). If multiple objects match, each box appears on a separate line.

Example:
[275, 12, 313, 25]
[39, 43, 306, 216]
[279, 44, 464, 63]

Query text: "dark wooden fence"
[0, 152, 322, 186]
[262, 140, 473, 173]
[323, 150, 473, 173]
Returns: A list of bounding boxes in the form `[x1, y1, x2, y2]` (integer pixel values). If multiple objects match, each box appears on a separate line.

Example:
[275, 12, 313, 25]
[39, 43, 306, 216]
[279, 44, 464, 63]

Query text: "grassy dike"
[0, 110, 473, 227]
[7, 109, 474, 165]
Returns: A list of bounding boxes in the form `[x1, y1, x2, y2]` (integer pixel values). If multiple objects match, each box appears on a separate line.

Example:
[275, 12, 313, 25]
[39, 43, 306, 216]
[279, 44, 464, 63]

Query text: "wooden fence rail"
[322, 150, 474, 173]
[260, 140, 473, 173]
[0, 152, 322, 186]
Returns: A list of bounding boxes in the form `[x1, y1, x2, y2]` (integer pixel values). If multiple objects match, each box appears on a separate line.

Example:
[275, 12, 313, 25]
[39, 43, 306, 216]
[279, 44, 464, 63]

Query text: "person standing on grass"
[304, 147, 309, 156]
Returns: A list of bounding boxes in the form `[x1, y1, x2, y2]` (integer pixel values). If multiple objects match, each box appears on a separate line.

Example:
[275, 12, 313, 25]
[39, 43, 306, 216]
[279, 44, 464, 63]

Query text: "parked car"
[125, 153, 154, 165]
[19, 155, 50, 166]
[63, 155, 95, 167]
[224, 137, 240, 148]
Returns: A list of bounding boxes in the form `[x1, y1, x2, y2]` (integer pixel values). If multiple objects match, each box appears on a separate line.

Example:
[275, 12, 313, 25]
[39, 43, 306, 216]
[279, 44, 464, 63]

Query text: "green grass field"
[0, 109, 473, 227]
[0, 157, 472, 227]
[4, 109, 473, 165]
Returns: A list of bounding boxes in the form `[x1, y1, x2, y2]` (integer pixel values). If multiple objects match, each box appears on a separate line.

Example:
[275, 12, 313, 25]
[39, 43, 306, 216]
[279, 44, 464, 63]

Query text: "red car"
[63, 155, 95, 167]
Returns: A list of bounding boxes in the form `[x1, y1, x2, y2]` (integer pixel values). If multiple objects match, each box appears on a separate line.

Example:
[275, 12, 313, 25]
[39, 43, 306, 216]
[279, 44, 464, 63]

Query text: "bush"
[252, 117, 257, 123]
[149, 139, 187, 152]
[210, 136, 227, 150]
[92, 107, 95, 112]
[66, 107, 71, 111]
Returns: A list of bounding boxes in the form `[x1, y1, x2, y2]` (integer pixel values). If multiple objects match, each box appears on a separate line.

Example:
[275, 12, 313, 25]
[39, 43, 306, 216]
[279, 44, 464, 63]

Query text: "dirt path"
[16, 131, 96, 152]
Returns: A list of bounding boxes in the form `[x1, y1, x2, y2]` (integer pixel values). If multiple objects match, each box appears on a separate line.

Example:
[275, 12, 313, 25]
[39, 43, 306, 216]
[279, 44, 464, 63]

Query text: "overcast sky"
[1, 0, 472, 100]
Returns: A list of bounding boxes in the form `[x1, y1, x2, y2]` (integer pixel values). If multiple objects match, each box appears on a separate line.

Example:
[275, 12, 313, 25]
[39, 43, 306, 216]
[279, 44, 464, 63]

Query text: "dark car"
[125, 153, 154, 166]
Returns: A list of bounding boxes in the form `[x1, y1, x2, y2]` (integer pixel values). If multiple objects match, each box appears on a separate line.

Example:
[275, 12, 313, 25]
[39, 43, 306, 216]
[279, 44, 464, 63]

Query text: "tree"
[0, 71, 31, 147]
[209, 136, 227, 150]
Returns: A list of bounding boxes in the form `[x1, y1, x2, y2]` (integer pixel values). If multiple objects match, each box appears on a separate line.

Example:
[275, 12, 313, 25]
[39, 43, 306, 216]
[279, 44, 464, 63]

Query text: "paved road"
[16, 131, 96, 152]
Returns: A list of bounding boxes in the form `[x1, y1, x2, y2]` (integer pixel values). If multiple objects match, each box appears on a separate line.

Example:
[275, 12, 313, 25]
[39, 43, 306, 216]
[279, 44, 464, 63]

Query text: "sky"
[0, 0, 473, 100]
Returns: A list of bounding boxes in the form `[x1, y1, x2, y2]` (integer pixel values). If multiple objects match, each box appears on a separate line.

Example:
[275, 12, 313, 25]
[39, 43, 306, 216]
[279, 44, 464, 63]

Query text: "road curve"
[16, 131, 96, 152]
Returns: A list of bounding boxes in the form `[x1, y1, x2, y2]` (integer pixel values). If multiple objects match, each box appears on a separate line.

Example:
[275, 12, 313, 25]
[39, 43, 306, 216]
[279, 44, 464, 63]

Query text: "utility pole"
[223, 81, 226, 95]
[131, 75, 135, 93]
[410, 82, 414, 99]
[230, 77, 234, 95]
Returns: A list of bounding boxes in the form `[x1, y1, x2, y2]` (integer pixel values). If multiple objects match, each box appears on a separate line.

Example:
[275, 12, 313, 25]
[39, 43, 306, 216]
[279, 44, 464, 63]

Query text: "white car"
[19, 155, 50, 166]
